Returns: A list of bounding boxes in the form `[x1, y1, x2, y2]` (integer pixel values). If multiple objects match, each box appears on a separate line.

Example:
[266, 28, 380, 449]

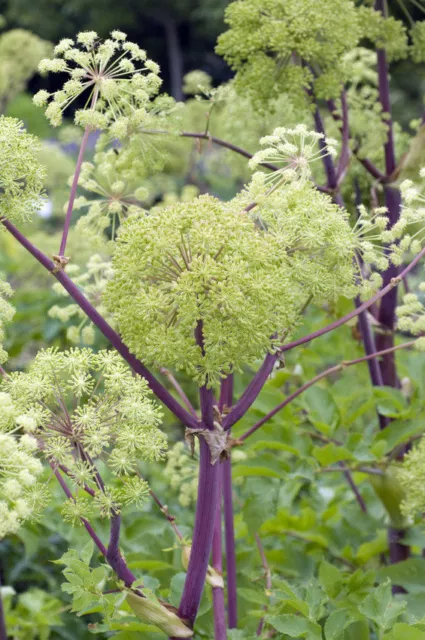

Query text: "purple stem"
[59, 125, 91, 257]
[376, 187, 401, 387]
[222, 458, 237, 628]
[0, 217, 198, 430]
[212, 477, 227, 640]
[172, 323, 222, 633]
[219, 376, 238, 629]
[0, 574, 7, 640]
[312, 105, 337, 189]
[106, 514, 137, 587]
[336, 91, 350, 183]
[52, 466, 107, 556]
[223, 353, 276, 430]
[175, 437, 221, 629]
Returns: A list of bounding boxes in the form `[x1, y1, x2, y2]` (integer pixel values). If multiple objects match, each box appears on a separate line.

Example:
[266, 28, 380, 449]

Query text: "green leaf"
[379, 559, 425, 593]
[359, 580, 406, 630]
[374, 419, 425, 453]
[319, 561, 343, 598]
[266, 614, 322, 639]
[303, 387, 340, 434]
[312, 443, 354, 466]
[324, 610, 356, 640]
[80, 541, 94, 565]
[373, 387, 407, 417]
[356, 531, 388, 564]
[383, 623, 425, 639]
[238, 588, 268, 606]
[232, 465, 281, 479]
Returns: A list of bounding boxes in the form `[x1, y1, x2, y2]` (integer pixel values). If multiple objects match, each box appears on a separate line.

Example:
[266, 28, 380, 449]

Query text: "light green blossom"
[34, 30, 162, 131]
[1, 348, 165, 520]
[105, 183, 359, 386]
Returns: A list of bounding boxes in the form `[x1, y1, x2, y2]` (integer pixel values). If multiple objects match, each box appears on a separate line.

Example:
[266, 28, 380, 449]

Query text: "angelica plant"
[5, 4, 425, 640]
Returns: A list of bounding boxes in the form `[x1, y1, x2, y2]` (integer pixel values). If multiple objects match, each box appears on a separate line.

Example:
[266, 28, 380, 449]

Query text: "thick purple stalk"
[175, 438, 221, 629]
[107, 515, 137, 587]
[212, 478, 227, 640]
[173, 324, 221, 631]
[222, 457, 237, 628]
[376, 187, 401, 387]
[219, 376, 237, 629]
[223, 353, 276, 430]
[312, 106, 337, 189]
[0, 217, 198, 430]
[0, 574, 7, 640]
[59, 125, 91, 257]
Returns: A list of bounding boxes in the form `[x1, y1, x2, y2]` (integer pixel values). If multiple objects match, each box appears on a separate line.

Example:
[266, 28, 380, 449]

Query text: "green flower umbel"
[33, 30, 162, 131]
[105, 190, 357, 386]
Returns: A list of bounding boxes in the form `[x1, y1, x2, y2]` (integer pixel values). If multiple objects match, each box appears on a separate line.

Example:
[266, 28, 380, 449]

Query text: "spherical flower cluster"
[0, 431, 47, 539]
[216, 0, 361, 105]
[248, 124, 338, 184]
[0, 116, 46, 223]
[105, 184, 360, 386]
[49, 254, 114, 344]
[74, 161, 146, 242]
[0, 278, 14, 364]
[1, 348, 166, 520]
[33, 31, 162, 131]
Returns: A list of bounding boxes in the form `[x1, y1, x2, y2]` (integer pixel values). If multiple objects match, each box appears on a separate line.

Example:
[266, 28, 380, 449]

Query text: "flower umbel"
[248, 124, 338, 184]
[1, 348, 165, 520]
[34, 31, 162, 130]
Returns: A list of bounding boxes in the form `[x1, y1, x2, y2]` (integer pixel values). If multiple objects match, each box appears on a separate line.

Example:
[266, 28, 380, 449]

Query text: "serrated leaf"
[267, 614, 322, 638]
[379, 559, 425, 593]
[312, 443, 354, 466]
[359, 580, 406, 630]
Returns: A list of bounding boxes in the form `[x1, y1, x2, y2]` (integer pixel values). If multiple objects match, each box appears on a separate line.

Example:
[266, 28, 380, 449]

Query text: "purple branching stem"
[143, 128, 279, 172]
[212, 475, 227, 640]
[239, 340, 415, 442]
[312, 103, 337, 189]
[374, 0, 409, 578]
[174, 438, 221, 631]
[106, 514, 137, 587]
[222, 457, 237, 628]
[0, 216, 199, 430]
[173, 323, 221, 632]
[160, 367, 198, 420]
[219, 376, 238, 629]
[336, 91, 350, 184]
[326, 98, 386, 182]
[51, 465, 107, 556]
[223, 353, 276, 431]
[149, 488, 184, 540]
[59, 125, 92, 257]
[0, 573, 7, 640]
[255, 533, 272, 637]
